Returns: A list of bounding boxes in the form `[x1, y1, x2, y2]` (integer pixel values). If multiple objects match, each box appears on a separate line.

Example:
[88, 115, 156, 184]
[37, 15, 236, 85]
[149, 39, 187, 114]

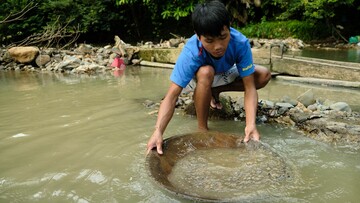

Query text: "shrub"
[238, 20, 330, 42]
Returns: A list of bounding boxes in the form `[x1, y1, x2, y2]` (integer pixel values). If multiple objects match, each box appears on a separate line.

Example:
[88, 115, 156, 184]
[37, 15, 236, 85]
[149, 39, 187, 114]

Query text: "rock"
[35, 54, 51, 67]
[259, 100, 274, 109]
[143, 100, 156, 108]
[56, 55, 81, 70]
[233, 97, 245, 112]
[73, 63, 102, 73]
[7, 46, 39, 63]
[307, 103, 318, 111]
[297, 89, 316, 107]
[269, 109, 278, 117]
[184, 101, 196, 115]
[43, 48, 56, 56]
[148, 110, 158, 115]
[330, 102, 352, 113]
[184, 95, 235, 119]
[281, 96, 298, 106]
[184, 99, 193, 105]
[252, 40, 262, 48]
[217, 95, 234, 118]
[169, 38, 182, 47]
[301, 117, 360, 143]
[275, 102, 294, 109]
[125, 47, 138, 60]
[278, 107, 288, 115]
[1, 50, 13, 63]
[76, 44, 93, 54]
[256, 115, 268, 123]
[132, 59, 142, 65]
[290, 112, 312, 123]
[178, 43, 185, 49]
[323, 99, 335, 107]
[317, 104, 330, 111]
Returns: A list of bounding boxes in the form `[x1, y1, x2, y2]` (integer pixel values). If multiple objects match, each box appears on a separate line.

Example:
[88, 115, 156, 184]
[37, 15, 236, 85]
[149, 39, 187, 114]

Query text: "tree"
[0, 2, 37, 24]
[0, 1, 41, 43]
[116, 0, 198, 20]
[0, 0, 121, 46]
[259, 0, 360, 40]
[114, 0, 262, 39]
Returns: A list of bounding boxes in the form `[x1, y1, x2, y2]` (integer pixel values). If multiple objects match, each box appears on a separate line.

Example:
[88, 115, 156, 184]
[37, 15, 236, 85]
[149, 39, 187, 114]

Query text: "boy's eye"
[219, 34, 228, 40]
[203, 34, 227, 43]
[203, 37, 214, 43]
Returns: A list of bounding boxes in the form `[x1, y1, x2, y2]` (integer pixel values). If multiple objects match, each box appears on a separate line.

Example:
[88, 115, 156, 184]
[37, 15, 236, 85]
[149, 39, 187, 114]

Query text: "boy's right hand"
[146, 130, 163, 155]
[244, 124, 260, 143]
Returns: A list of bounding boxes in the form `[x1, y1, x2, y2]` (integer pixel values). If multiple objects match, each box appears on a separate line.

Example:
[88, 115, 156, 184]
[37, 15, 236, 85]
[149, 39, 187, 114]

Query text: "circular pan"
[145, 131, 295, 202]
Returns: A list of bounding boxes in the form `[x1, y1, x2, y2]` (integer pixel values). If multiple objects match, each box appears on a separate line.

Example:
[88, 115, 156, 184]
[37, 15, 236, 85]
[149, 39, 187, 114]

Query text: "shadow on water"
[0, 67, 359, 202]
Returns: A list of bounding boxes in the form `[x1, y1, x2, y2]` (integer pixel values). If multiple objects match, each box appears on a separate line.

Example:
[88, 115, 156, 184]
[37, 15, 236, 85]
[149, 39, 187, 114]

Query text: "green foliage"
[161, 3, 194, 20]
[115, 0, 199, 20]
[113, 0, 199, 40]
[0, 1, 38, 42]
[0, 0, 124, 45]
[1, 0, 359, 45]
[39, 0, 115, 33]
[261, 0, 356, 22]
[238, 20, 330, 41]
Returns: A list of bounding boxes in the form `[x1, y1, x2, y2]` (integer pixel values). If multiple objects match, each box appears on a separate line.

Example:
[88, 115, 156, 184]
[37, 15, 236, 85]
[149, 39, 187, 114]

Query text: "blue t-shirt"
[170, 27, 255, 88]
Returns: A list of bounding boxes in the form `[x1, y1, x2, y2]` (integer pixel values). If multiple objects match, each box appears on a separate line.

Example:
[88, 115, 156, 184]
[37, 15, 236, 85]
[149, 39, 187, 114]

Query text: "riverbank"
[1, 36, 359, 73]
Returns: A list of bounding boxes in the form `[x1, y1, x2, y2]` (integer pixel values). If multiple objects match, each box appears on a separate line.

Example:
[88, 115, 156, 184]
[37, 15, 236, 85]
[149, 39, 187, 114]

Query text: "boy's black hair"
[192, 0, 230, 37]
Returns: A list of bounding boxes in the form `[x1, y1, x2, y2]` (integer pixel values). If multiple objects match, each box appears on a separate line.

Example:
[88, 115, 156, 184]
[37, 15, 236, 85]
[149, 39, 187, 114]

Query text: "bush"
[238, 20, 330, 42]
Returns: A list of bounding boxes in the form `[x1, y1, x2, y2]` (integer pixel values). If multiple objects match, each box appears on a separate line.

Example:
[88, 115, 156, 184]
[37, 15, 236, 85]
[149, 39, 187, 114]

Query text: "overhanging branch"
[0, 2, 38, 24]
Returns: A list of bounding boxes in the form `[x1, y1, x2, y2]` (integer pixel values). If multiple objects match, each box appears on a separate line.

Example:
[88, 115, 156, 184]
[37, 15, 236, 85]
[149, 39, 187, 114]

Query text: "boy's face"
[198, 26, 230, 58]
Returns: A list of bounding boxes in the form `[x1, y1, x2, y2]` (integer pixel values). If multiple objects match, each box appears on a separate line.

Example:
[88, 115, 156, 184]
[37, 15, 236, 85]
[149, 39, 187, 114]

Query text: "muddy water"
[0, 67, 359, 202]
[168, 145, 300, 202]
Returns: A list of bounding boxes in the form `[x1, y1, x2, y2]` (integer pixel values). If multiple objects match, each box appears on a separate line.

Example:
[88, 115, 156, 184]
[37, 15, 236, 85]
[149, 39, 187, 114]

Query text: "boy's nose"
[214, 42, 223, 50]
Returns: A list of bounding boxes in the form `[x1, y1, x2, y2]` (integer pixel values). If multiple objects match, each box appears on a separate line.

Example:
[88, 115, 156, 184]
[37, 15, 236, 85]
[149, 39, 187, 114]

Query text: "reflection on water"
[0, 68, 359, 202]
[292, 48, 360, 63]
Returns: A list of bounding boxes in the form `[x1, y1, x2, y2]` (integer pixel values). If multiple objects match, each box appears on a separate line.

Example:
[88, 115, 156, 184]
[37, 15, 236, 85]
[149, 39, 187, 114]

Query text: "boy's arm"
[146, 82, 183, 155]
[242, 74, 260, 142]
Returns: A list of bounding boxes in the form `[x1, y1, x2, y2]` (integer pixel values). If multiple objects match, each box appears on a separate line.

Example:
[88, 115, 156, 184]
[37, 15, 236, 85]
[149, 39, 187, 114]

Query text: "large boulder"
[7, 46, 40, 63]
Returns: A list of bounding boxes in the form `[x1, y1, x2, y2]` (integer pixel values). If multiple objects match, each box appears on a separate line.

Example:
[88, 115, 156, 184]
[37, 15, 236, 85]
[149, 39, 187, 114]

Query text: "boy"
[146, 0, 271, 155]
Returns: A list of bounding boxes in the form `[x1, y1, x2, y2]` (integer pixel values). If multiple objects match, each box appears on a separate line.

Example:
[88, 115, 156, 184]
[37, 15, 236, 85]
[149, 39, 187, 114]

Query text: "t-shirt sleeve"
[170, 48, 201, 88]
[236, 39, 255, 77]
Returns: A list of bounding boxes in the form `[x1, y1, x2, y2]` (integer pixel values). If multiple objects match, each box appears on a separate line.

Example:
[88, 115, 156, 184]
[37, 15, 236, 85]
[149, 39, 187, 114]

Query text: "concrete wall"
[137, 47, 360, 82]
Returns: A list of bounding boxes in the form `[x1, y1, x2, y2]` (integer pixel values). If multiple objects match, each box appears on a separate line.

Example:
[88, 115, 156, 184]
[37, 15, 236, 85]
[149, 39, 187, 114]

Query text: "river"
[0, 67, 359, 202]
[295, 47, 360, 63]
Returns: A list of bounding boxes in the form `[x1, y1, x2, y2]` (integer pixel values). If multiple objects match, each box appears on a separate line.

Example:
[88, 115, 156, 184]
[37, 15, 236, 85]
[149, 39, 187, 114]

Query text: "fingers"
[146, 142, 163, 155]
[243, 134, 250, 143]
[156, 142, 163, 155]
[146, 146, 152, 155]
[146, 141, 155, 155]
[243, 132, 260, 143]
[244, 125, 261, 142]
